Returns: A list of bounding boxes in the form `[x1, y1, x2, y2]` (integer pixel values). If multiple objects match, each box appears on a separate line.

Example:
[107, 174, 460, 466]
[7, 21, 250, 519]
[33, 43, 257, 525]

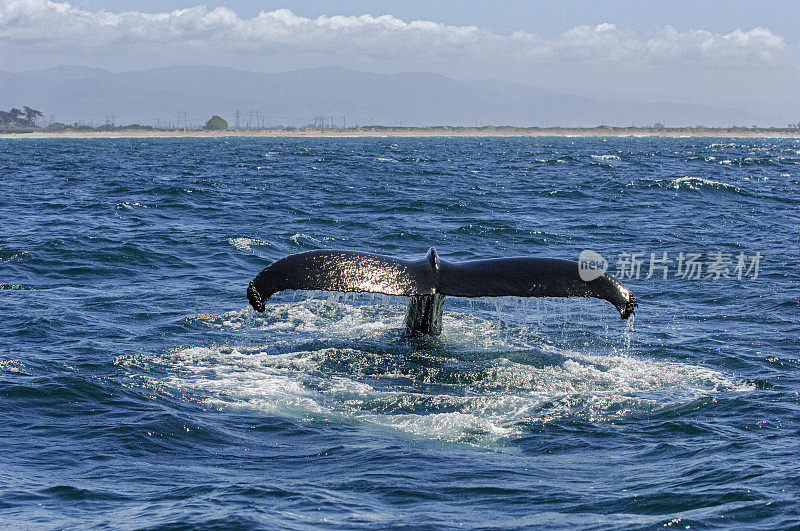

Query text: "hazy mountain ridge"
[0, 65, 774, 128]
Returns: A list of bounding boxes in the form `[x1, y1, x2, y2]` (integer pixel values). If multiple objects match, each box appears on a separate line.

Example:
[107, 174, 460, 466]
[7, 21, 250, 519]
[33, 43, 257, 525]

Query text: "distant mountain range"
[0, 65, 775, 128]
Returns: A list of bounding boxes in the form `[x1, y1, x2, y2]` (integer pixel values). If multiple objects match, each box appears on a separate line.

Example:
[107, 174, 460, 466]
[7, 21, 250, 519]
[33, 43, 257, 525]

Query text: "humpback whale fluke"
[247, 248, 636, 335]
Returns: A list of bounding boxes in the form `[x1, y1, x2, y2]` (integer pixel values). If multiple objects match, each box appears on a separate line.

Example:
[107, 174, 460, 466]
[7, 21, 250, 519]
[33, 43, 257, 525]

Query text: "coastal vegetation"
[1, 110, 799, 139]
[0, 106, 43, 128]
[204, 115, 228, 130]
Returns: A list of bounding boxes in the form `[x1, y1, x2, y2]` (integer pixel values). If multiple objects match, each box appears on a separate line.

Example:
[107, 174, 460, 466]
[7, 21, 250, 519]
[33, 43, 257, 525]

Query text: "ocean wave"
[590, 154, 621, 161]
[228, 237, 269, 254]
[665, 176, 742, 192]
[0, 249, 30, 262]
[289, 233, 321, 246]
[0, 359, 31, 375]
[115, 201, 148, 210]
[0, 284, 32, 290]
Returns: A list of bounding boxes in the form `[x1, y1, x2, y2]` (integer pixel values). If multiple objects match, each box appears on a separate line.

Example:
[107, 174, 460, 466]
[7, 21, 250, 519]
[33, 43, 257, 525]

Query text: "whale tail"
[248, 248, 636, 335]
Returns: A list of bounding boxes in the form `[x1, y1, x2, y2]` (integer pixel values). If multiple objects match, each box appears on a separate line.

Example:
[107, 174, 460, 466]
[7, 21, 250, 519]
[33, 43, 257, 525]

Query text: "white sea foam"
[0, 250, 28, 262]
[0, 284, 31, 290]
[116, 202, 147, 210]
[0, 359, 29, 375]
[591, 154, 621, 161]
[128, 340, 750, 445]
[189, 296, 406, 336]
[228, 237, 269, 254]
[290, 233, 320, 245]
[667, 176, 741, 192]
[123, 298, 752, 446]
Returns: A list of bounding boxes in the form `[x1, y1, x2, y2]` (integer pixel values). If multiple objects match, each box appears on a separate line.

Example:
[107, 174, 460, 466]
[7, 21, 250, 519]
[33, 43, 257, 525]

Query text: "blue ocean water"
[1, 136, 798, 529]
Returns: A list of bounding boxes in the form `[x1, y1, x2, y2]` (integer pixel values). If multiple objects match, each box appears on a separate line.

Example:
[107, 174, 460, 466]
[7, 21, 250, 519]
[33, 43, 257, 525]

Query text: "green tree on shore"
[8, 108, 23, 125]
[204, 115, 228, 130]
[0, 107, 42, 127]
[23, 106, 43, 127]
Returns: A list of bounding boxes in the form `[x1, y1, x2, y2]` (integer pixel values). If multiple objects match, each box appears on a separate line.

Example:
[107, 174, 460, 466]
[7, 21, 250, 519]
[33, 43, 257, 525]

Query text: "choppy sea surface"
[1, 137, 798, 529]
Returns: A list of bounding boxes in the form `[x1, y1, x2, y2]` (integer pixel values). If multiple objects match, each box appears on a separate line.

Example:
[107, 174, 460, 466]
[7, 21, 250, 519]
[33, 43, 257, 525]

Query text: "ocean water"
[1, 136, 798, 529]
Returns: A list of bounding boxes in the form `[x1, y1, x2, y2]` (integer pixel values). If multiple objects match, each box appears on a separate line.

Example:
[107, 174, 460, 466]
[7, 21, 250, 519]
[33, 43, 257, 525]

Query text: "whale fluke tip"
[621, 294, 637, 319]
[247, 280, 265, 312]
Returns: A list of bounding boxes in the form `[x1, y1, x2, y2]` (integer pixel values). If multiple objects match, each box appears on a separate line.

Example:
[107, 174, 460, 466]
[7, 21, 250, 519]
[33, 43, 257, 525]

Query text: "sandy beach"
[3, 126, 800, 140]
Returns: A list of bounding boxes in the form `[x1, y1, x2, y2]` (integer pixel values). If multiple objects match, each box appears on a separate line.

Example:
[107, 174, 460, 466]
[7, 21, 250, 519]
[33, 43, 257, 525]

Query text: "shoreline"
[2, 126, 800, 140]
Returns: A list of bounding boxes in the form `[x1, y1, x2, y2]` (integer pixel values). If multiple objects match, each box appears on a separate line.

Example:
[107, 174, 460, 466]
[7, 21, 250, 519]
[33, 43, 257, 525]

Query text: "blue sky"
[1, 1, 798, 118]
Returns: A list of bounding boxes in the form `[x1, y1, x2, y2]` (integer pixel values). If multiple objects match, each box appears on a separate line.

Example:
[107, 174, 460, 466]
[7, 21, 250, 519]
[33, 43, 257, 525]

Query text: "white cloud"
[0, 1, 793, 65]
[0, 0, 797, 113]
[645, 26, 787, 64]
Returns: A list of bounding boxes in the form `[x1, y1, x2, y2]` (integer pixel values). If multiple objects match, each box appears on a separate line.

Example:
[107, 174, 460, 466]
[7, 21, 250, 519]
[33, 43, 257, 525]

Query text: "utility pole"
[177, 111, 188, 130]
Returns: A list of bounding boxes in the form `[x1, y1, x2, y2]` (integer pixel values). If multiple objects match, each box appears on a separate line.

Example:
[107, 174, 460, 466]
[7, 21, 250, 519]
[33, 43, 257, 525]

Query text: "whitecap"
[116, 202, 147, 210]
[0, 284, 32, 290]
[290, 233, 320, 245]
[0, 250, 29, 263]
[667, 176, 741, 192]
[0, 359, 30, 374]
[228, 237, 269, 254]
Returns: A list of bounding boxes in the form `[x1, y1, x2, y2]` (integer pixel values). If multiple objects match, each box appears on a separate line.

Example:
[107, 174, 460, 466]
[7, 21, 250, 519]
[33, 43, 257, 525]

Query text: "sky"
[1, 0, 798, 119]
